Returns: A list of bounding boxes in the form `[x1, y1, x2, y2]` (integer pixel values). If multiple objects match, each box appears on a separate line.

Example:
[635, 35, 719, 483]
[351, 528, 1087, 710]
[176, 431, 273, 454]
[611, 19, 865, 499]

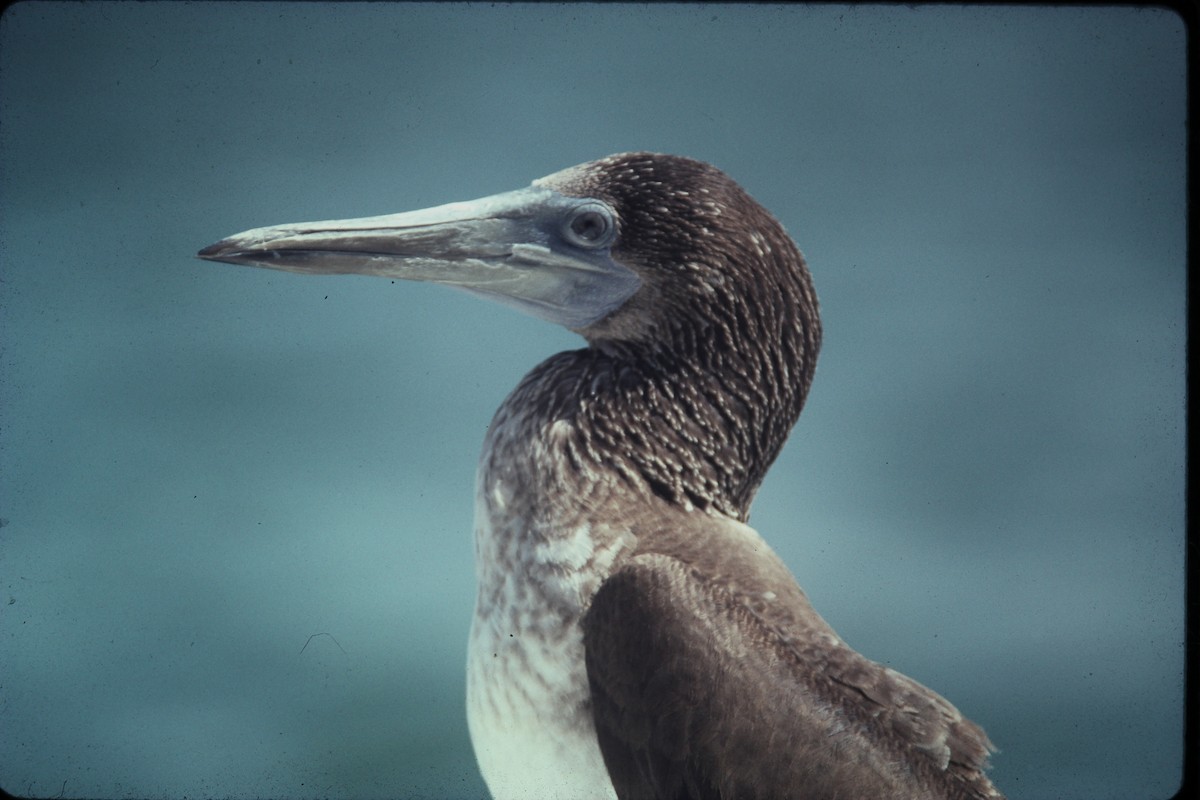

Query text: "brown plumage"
[199, 152, 1003, 799]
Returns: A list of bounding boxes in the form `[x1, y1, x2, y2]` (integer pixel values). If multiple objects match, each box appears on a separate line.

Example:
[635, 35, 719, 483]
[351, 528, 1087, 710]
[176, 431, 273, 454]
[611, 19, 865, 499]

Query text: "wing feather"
[583, 542, 1002, 800]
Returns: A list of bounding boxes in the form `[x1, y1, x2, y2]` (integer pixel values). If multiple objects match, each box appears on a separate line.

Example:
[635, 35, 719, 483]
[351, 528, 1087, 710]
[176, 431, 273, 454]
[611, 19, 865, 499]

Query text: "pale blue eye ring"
[563, 202, 615, 248]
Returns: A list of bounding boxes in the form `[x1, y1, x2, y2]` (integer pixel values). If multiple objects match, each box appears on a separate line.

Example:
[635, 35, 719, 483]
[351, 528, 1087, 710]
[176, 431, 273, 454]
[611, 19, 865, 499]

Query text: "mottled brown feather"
[584, 518, 1002, 799]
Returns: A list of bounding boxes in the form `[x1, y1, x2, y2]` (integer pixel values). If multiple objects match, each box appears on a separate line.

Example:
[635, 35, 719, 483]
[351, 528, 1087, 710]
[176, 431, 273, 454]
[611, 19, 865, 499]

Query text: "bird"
[199, 152, 1003, 800]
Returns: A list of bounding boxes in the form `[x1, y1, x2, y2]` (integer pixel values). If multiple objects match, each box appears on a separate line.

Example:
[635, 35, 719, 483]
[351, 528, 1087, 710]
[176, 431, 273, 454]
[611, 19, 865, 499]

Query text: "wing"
[583, 550, 1002, 800]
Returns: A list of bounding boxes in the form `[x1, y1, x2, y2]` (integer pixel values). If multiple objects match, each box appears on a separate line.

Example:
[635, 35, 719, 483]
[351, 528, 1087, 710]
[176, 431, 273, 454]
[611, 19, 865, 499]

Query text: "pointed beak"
[198, 185, 641, 330]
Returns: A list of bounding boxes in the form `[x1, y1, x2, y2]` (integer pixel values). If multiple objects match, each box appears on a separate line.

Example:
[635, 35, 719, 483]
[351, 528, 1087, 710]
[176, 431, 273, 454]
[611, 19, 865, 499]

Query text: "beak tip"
[197, 239, 247, 264]
[197, 241, 226, 259]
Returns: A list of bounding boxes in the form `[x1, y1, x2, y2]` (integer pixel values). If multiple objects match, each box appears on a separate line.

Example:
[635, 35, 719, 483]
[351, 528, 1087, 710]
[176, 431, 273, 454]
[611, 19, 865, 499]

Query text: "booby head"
[200, 152, 821, 516]
[197, 152, 818, 355]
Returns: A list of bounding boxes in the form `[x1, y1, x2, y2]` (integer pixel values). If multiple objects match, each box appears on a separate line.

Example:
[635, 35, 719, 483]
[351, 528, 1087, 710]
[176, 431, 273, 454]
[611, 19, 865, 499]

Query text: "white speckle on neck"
[534, 523, 593, 570]
[491, 479, 510, 513]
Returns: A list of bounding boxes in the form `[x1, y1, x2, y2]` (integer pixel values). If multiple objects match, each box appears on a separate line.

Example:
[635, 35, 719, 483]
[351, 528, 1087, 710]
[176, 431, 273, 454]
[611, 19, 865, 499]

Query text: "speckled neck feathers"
[533, 152, 822, 521]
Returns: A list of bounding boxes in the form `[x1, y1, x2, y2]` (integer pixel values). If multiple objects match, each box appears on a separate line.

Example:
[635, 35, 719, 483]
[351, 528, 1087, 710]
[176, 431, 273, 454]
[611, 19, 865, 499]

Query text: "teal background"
[0, 3, 1186, 798]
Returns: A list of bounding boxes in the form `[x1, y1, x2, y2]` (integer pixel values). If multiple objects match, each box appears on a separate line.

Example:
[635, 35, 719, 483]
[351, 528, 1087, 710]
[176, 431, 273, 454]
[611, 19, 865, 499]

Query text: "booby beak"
[198, 185, 641, 330]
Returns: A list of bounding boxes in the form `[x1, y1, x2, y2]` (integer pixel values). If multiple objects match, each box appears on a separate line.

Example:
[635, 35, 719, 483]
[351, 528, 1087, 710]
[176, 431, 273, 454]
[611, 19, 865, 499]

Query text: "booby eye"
[563, 202, 615, 248]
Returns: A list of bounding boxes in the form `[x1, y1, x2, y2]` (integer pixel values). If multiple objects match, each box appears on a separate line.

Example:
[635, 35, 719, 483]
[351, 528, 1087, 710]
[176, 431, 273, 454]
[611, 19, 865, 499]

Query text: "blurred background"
[0, 3, 1185, 799]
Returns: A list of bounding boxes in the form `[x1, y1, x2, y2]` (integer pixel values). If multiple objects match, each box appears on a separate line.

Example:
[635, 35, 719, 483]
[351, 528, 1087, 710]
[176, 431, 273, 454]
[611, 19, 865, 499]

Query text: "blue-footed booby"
[199, 152, 1003, 799]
